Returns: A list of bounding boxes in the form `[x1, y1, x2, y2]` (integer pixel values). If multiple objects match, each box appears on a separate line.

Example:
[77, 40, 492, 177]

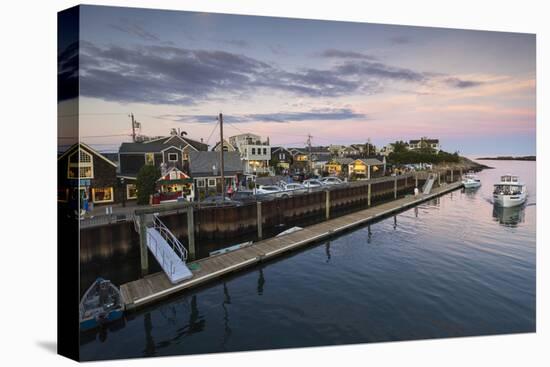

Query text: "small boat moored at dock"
[493, 174, 527, 207]
[462, 170, 481, 189]
[80, 278, 124, 331]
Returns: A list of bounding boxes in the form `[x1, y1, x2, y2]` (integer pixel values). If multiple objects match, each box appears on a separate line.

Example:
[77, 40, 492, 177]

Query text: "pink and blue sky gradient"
[65, 6, 536, 155]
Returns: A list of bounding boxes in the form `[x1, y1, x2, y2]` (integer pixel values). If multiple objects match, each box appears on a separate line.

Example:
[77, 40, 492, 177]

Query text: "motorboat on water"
[461, 170, 481, 189]
[80, 278, 124, 331]
[493, 174, 527, 207]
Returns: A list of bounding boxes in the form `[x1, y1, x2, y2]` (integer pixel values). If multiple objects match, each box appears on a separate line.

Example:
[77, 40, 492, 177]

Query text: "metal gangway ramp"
[146, 214, 193, 284]
[422, 174, 436, 195]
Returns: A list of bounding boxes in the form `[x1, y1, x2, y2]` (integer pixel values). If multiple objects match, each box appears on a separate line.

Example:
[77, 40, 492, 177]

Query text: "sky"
[60, 5, 536, 156]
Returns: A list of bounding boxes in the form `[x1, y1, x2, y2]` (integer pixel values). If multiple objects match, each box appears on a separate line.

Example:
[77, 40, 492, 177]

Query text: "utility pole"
[129, 113, 140, 142]
[219, 113, 226, 201]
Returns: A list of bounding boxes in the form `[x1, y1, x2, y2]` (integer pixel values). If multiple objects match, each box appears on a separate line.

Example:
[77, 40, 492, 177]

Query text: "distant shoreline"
[477, 156, 536, 161]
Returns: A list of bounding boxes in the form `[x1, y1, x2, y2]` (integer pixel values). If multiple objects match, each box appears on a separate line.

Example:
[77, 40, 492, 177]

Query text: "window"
[251, 148, 256, 155]
[126, 184, 137, 199]
[92, 187, 114, 203]
[67, 149, 93, 179]
[182, 152, 189, 160]
[168, 153, 178, 162]
[263, 148, 267, 155]
[197, 179, 205, 188]
[145, 153, 155, 165]
[208, 178, 216, 187]
[169, 170, 178, 180]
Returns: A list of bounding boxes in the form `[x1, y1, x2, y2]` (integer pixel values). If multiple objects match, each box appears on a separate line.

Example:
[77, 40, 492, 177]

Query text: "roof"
[188, 151, 243, 177]
[57, 142, 117, 167]
[409, 139, 439, 144]
[270, 146, 292, 154]
[355, 158, 384, 165]
[329, 157, 354, 165]
[119, 135, 207, 153]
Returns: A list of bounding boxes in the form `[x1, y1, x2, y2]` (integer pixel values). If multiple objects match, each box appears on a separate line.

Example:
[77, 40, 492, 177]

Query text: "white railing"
[152, 214, 188, 263]
[147, 230, 177, 276]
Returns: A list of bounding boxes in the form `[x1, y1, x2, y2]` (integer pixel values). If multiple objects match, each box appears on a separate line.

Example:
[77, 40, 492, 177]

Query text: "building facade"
[228, 133, 271, 175]
[58, 143, 121, 208]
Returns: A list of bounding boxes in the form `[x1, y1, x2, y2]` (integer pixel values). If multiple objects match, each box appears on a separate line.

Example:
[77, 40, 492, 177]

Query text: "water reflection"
[492, 205, 525, 227]
[325, 242, 331, 263]
[257, 268, 265, 295]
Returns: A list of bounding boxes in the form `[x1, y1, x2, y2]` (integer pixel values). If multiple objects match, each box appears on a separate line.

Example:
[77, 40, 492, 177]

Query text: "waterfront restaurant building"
[349, 157, 387, 179]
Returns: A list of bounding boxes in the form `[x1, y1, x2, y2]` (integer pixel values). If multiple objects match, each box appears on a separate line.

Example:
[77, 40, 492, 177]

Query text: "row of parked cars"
[199, 176, 347, 206]
[256, 176, 346, 198]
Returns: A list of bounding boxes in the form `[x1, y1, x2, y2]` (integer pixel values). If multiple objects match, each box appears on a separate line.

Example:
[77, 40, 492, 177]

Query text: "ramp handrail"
[152, 214, 188, 263]
[147, 230, 176, 276]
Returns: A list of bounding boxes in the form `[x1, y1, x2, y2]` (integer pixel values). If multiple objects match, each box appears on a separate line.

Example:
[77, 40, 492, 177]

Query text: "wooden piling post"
[257, 201, 263, 239]
[451, 170, 454, 182]
[186, 205, 195, 260]
[394, 176, 398, 199]
[438, 172, 441, 186]
[415, 174, 418, 188]
[138, 214, 149, 277]
[367, 183, 372, 207]
[325, 190, 330, 220]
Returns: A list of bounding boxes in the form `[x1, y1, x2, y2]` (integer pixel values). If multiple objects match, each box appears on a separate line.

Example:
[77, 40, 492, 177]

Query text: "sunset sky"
[65, 5, 536, 155]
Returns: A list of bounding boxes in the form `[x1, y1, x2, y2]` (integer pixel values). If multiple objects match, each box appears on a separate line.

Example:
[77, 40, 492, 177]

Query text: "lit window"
[168, 153, 178, 162]
[67, 149, 93, 179]
[126, 184, 137, 199]
[145, 153, 155, 165]
[92, 187, 114, 203]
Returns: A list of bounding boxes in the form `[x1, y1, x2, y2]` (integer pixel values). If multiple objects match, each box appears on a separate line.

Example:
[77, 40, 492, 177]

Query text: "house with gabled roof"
[118, 131, 208, 179]
[58, 142, 121, 207]
[188, 151, 243, 199]
[349, 156, 387, 179]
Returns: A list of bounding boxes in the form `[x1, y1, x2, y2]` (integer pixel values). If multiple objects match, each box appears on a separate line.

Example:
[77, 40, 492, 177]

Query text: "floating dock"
[121, 181, 463, 310]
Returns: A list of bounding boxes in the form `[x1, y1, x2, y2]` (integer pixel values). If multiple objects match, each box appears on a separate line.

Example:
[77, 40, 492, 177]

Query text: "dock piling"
[138, 214, 149, 276]
[394, 177, 398, 199]
[367, 183, 372, 207]
[187, 206, 196, 260]
[257, 201, 263, 239]
[325, 190, 331, 220]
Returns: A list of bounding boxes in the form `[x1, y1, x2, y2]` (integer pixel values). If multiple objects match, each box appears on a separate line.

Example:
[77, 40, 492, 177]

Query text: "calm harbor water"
[80, 160, 536, 360]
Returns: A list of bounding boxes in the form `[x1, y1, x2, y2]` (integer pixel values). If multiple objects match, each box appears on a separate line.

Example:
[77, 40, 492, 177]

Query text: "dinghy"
[80, 278, 124, 331]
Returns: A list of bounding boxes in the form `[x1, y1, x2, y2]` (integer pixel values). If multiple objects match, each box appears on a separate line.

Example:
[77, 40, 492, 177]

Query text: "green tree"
[392, 140, 409, 154]
[136, 165, 160, 205]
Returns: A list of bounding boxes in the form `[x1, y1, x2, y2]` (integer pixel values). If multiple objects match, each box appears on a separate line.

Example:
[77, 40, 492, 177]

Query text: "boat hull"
[463, 181, 481, 189]
[493, 193, 526, 207]
[80, 309, 124, 331]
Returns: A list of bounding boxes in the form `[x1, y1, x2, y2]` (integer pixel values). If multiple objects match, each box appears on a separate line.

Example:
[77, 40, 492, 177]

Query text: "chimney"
[200, 138, 204, 143]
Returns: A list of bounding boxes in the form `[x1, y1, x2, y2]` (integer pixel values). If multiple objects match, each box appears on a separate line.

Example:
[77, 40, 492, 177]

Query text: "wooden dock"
[121, 181, 463, 310]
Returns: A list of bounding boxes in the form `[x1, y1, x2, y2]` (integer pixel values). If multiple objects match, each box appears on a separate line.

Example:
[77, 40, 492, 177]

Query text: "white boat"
[493, 174, 527, 207]
[461, 170, 481, 189]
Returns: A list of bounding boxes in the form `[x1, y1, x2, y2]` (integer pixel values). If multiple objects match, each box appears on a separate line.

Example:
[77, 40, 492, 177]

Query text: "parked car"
[320, 177, 344, 185]
[282, 182, 307, 195]
[201, 195, 241, 206]
[302, 179, 324, 189]
[256, 185, 288, 198]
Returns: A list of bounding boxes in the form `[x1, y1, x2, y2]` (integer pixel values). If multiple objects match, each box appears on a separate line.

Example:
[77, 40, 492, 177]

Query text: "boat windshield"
[494, 184, 522, 195]
[500, 175, 519, 183]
